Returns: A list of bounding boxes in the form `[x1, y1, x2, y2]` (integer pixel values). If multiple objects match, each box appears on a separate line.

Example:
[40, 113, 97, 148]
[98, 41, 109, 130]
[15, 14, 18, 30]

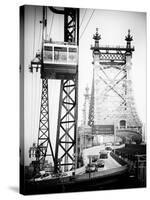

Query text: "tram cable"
[79, 9, 95, 40]
[33, 7, 36, 57]
[38, 23, 42, 51]
[33, 69, 39, 142]
[30, 73, 33, 145]
[79, 8, 87, 29]
[31, 7, 37, 142]
[33, 8, 38, 140]
[48, 12, 54, 40]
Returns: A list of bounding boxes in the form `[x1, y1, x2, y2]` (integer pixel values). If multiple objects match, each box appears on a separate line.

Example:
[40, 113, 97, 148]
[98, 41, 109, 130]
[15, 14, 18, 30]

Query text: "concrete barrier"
[65, 166, 86, 176]
[110, 152, 127, 166]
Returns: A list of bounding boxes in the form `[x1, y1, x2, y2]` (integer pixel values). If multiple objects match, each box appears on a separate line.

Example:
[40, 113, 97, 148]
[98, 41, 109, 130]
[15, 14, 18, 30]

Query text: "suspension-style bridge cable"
[79, 9, 95, 40]
[79, 8, 87, 29]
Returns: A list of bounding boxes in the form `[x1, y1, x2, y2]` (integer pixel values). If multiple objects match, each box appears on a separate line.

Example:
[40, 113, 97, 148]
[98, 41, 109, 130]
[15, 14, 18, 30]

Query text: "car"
[41, 172, 50, 178]
[105, 146, 112, 151]
[33, 173, 41, 179]
[114, 142, 120, 146]
[96, 160, 105, 168]
[105, 143, 112, 146]
[61, 172, 68, 177]
[99, 151, 108, 159]
[86, 164, 97, 173]
[91, 156, 99, 163]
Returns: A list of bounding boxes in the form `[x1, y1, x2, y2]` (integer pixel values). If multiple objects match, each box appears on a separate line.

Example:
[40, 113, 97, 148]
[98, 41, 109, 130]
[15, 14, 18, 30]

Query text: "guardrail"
[65, 166, 86, 177]
[110, 152, 127, 166]
[116, 128, 140, 134]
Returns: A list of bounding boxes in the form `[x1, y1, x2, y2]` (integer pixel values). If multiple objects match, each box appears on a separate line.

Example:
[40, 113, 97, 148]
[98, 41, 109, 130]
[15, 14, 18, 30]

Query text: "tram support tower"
[29, 7, 55, 172]
[50, 8, 79, 173]
[89, 28, 142, 144]
[30, 6, 79, 173]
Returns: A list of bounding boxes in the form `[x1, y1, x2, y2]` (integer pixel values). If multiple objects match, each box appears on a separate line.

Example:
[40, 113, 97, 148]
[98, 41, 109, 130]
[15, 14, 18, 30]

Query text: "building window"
[120, 120, 126, 129]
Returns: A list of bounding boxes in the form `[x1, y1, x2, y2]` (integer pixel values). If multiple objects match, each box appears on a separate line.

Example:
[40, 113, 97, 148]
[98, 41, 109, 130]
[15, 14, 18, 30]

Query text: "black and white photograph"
[19, 4, 146, 195]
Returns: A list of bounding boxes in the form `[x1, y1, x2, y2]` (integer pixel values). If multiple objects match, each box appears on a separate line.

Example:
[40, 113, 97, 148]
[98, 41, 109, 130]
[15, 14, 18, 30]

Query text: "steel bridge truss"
[99, 52, 126, 65]
[97, 64, 127, 105]
[89, 48, 129, 126]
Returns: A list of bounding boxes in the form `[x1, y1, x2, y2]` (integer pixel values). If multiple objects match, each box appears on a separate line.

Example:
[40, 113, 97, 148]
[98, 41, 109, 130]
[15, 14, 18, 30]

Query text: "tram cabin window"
[54, 46, 67, 63]
[43, 45, 53, 62]
[43, 42, 78, 65]
[68, 47, 77, 64]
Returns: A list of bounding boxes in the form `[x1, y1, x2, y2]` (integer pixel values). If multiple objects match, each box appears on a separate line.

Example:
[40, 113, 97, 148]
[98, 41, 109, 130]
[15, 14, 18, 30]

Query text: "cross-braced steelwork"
[29, 7, 55, 172]
[89, 29, 142, 144]
[54, 8, 79, 172]
[55, 79, 77, 172]
[36, 79, 55, 170]
[29, 7, 79, 174]
[64, 8, 78, 42]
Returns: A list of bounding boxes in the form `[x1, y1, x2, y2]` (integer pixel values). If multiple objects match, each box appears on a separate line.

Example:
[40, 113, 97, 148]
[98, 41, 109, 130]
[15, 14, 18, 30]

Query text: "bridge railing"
[90, 44, 135, 50]
[116, 127, 140, 133]
[110, 151, 127, 166]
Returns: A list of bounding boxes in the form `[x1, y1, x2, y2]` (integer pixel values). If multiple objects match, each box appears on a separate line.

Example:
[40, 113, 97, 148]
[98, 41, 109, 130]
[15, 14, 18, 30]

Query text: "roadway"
[74, 145, 124, 180]
[82, 145, 121, 171]
[35, 144, 125, 181]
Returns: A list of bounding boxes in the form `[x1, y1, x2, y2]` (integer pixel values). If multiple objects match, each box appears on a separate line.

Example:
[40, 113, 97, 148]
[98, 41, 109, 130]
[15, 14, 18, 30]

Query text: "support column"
[54, 8, 79, 173]
[36, 79, 55, 170]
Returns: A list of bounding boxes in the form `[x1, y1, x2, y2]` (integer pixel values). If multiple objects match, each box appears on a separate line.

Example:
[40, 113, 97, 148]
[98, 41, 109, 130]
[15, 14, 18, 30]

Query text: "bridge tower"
[89, 28, 142, 144]
[82, 86, 90, 126]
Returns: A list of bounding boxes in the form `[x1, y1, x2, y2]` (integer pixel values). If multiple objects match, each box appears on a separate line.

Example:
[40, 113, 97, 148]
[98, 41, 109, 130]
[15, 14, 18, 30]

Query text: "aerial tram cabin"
[41, 41, 78, 79]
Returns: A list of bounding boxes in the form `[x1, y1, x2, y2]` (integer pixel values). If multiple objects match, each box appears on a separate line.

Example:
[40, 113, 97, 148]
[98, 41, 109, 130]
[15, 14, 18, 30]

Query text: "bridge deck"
[80, 145, 121, 176]
[83, 145, 121, 166]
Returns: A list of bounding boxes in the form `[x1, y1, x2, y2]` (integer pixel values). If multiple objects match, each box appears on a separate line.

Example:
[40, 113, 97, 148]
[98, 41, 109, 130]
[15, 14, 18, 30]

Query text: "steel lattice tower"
[89, 29, 142, 143]
[30, 7, 79, 173]
[29, 7, 55, 172]
[54, 8, 79, 172]
[36, 79, 55, 170]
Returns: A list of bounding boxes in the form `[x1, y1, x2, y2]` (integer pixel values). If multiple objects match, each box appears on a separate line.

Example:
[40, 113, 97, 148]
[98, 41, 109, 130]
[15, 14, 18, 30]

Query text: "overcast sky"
[23, 5, 146, 165]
